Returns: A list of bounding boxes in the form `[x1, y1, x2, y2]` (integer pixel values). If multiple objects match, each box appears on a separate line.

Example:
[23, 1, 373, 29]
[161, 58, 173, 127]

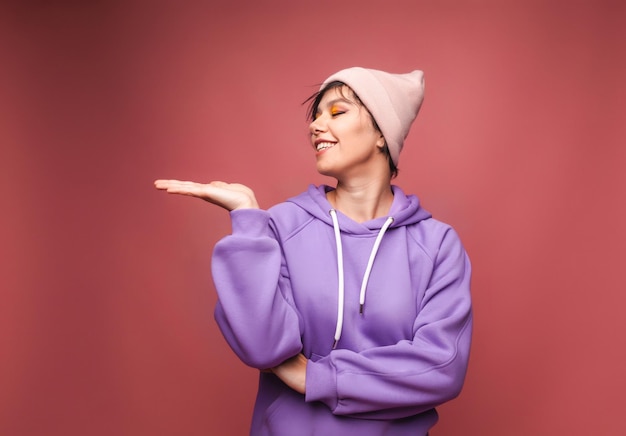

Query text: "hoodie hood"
[288, 184, 432, 233]
[287, 184, 432, 347]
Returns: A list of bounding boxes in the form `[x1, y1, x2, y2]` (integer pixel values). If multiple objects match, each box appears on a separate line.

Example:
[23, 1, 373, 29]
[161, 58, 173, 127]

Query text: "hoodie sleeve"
[305, 227, 472, 419]
[212, 208, 303, 369]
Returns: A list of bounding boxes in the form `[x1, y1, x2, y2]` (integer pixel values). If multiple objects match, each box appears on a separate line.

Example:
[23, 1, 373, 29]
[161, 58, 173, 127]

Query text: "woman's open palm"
[154, 179, 259, 211]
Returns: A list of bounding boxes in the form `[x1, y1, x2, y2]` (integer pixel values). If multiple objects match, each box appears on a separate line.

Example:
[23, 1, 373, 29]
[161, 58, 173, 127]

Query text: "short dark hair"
[304, 81, 399, 178]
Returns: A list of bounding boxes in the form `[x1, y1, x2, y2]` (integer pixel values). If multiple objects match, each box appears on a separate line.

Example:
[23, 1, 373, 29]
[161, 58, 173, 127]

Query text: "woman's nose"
[309, 116, 327, 135]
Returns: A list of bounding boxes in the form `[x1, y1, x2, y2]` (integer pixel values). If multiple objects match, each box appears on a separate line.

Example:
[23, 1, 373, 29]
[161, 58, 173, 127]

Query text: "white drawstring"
[329, 209, 344, 349]
[329, 210, 393, 349]
[359, 216, 394, 314]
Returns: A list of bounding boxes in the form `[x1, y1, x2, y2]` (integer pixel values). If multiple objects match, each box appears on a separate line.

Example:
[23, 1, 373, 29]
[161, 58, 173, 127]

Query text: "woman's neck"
[327, 177, 394, 223]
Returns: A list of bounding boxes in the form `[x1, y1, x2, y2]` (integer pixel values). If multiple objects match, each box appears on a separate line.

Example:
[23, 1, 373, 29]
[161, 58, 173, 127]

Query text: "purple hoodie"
[212, 184, 472, 435]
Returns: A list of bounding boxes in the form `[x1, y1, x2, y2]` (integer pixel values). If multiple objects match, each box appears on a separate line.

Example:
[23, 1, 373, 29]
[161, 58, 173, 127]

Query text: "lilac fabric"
[212, 184, 472, 435]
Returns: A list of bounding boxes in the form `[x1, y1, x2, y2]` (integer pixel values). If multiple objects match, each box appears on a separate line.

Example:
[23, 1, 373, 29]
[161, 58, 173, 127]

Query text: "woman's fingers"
[154, 179, 259, 211]
[154, 179, 201, 194]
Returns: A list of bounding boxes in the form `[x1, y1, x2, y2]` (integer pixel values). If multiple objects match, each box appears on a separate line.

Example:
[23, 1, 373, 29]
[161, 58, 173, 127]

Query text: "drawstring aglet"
[332, 339, 338, 349]
[359, 303, 364, 315]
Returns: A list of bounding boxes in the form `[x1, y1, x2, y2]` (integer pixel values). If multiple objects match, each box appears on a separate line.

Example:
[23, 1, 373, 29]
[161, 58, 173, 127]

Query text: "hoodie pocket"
[263, 388, 314, 436]
[310, 352, 325, 362]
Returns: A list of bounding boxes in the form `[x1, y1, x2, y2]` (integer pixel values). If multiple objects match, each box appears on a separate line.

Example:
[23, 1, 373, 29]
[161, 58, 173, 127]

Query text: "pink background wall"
[2, 1, 625, 435]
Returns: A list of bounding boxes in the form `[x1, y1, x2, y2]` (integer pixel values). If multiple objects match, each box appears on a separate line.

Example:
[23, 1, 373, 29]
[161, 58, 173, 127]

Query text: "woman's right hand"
[154, 179, 259, 211]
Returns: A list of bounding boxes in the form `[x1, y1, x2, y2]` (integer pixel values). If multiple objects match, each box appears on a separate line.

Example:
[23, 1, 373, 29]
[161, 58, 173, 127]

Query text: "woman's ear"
[376, 134, 386, 149]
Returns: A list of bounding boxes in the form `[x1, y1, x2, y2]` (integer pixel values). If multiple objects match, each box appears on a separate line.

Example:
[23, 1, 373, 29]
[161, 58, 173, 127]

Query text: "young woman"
[155, 67, 472, 435]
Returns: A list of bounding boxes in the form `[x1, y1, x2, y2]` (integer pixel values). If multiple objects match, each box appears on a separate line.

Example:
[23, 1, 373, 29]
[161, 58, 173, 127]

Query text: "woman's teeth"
[316, 142, 335, 152]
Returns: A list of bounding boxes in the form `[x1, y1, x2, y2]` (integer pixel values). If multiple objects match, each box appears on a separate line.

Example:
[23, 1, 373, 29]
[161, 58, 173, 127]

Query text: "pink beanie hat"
[321, 67, 425, 166]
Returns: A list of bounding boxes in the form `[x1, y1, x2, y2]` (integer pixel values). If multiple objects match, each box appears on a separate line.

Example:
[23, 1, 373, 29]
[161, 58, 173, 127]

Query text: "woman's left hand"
[271, 353, 307, 394]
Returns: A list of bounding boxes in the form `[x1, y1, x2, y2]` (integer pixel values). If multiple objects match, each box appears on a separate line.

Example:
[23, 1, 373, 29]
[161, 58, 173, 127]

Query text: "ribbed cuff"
[305, 357, 338, 411]
[229, 208, 271, 236]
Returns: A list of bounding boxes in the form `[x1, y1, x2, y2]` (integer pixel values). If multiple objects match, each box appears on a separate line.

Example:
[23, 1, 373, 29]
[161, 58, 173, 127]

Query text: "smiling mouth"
[316, 142, 336, 152]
